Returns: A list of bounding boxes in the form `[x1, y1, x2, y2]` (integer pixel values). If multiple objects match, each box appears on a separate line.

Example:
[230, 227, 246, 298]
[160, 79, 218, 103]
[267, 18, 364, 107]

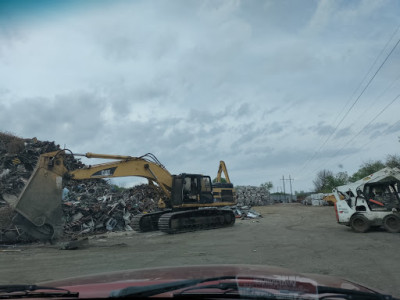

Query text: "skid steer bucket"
[13, 151, 67, 242]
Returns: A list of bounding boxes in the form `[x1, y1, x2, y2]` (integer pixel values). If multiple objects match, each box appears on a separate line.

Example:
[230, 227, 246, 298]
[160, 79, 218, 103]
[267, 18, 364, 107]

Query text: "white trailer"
[333, 167, 400, 233]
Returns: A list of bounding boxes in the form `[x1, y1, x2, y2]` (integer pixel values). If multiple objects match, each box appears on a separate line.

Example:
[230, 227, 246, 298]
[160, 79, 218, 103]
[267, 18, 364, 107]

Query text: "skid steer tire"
[350, 214, 370, 233]
[383, 214, 400, 233]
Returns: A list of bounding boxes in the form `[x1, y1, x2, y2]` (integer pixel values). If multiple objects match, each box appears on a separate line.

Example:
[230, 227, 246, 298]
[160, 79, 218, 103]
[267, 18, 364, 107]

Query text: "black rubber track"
[158, 209, 235, 234]
[131, 211, 171, 232]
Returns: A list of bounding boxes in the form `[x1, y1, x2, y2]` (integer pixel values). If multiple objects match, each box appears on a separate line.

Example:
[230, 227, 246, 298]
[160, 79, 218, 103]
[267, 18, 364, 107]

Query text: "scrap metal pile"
[0, 133, 163, 243]
[235, 186, 272, 206]
[62, 182, 163, 238]
[0, 134, 60, 202]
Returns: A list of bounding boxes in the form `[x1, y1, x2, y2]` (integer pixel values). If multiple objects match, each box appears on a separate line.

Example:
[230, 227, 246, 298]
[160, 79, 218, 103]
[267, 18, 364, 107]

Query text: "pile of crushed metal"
[230, 205, 263, 219]
[235, 186, 272, 206]
[62, 182, 163, 237]
[0, 133, 163, 243]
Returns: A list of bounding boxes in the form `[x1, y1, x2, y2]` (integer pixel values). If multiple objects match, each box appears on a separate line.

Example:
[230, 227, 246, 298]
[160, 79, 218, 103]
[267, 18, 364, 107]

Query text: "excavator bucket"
[12, 151, 67, 242]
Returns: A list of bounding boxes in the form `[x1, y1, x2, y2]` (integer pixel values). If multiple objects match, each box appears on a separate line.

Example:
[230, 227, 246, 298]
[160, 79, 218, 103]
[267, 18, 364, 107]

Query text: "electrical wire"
[294, 30, 400, 180]
[308, 24, 400, 166]
[349, 73, 400, 127]
[339, 119, 400, 166]
[308, 93, 400, 174]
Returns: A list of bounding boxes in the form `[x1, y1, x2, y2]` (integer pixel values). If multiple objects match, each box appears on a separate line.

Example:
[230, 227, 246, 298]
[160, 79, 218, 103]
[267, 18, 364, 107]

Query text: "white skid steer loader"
[333, 167, 400, 233]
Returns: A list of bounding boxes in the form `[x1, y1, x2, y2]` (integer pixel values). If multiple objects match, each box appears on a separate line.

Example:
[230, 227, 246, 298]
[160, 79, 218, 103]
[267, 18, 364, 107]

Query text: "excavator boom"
[216, 161, 231, 183]
[70, 152, 173, 197]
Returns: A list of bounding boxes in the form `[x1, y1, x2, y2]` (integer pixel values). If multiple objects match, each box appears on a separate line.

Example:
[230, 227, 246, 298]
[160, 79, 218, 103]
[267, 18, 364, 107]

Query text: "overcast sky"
[1, 0, 400, 192]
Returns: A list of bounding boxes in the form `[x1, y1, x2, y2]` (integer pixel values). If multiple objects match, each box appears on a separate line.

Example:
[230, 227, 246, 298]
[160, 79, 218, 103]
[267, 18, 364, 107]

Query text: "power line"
[309, 93, 400, 174]
[280, 175, 294, 200]
[294, 33, 400, 178]
[350, 73, 400, 127]
[330, 23, 400, 130]
[336, 130, 399, 171]
[295, 27, 400, 177]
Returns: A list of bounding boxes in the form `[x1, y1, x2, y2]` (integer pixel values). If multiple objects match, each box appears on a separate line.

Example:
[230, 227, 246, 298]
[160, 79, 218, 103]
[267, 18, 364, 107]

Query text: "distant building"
[270, 194, 297, 203]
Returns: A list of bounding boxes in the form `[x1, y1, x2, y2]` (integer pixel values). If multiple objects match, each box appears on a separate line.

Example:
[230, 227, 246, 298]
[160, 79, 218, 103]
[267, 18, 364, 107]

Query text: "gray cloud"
[364, 122, 393, 140]
[383, 121, 400, 135]
[334, 127, 353, 139]
[0, 92, 107, 144]
[309, 122, 335, 137]
[1, 1, 400, 192]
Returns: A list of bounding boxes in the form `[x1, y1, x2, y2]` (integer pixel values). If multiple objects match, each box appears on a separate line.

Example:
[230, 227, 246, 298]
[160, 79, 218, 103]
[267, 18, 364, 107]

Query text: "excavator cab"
[170, 174, 213, 206]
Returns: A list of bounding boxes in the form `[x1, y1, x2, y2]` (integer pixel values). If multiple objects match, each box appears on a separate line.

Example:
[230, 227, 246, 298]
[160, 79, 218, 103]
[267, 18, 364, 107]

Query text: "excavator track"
[158, 208, 235, 234]
[131, 211, 171, 232]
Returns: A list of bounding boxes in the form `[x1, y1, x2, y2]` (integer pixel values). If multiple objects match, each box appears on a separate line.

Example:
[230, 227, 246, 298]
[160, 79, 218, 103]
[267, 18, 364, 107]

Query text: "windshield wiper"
[110, 276, 307, 299]
[109, 277, 397, 300]
[0, 285, 79, 299]
[173, 282, 275, 299]
[109, 276, 237, 298]
[178, 285, 397, 300]
[317, 286, 395, 300]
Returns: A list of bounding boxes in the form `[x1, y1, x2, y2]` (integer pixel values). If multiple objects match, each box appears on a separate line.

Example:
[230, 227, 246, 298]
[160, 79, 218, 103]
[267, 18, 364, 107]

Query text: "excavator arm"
[216, 161, 231, 183]
[213, 161, 236, 203]
[13, 150, 174, 241]
[69, 152, 173, 197]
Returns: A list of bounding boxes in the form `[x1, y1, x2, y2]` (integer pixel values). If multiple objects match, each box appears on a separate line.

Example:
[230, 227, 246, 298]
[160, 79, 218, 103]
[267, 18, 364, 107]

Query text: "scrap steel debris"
[0, 132, 163, 243]
[229, 205, 263, 219]
[62, 182, 163, 238]
[235, 186, 272, 206]
[0, 135, 60, 201]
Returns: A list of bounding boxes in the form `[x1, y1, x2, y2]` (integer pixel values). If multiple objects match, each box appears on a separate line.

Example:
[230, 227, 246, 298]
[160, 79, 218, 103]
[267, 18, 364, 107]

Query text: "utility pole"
[281, 175, 294, 202]
[281, 176, 286, 202]
[288, 175, 294, 201]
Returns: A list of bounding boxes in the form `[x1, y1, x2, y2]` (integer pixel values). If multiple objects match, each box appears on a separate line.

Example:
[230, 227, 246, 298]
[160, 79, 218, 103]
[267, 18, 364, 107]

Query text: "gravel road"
[0, 203, 399, 297]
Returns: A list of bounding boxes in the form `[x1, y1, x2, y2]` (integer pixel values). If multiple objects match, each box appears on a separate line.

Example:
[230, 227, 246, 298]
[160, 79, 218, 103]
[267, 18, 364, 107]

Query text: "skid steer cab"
[12, 150, 236, 242]
[333, 167, 400, 233]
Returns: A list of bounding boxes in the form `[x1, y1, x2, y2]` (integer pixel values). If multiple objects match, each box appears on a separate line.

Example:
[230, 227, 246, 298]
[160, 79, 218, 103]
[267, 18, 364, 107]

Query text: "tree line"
[313, 154, 400, 193]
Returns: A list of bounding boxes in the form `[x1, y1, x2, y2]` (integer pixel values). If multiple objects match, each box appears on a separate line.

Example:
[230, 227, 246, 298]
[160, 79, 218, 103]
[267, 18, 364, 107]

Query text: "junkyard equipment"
[333, 167, 400, 233]
[322, 194, 339, 206]
[212, 161, 236, 203]
[12, 151, 236, 241]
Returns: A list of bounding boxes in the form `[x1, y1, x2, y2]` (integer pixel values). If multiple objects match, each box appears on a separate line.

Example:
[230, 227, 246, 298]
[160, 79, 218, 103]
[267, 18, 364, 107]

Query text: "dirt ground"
[0, 203, 399, 297]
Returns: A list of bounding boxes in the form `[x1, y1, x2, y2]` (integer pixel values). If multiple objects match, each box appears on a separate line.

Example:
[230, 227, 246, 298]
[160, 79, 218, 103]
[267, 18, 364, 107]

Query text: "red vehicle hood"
[35, 264, 384, 299]
[38, 265, 382, 298]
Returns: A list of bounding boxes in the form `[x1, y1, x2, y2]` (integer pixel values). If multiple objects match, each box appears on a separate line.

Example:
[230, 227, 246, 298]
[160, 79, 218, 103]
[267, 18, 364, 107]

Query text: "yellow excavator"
[12, 151, 236, 241]
[212, 161, 236, 203]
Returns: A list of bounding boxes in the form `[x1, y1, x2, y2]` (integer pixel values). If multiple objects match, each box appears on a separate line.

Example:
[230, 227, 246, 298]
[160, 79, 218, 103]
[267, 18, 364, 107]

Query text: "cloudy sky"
[1, 0, 400, 192]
